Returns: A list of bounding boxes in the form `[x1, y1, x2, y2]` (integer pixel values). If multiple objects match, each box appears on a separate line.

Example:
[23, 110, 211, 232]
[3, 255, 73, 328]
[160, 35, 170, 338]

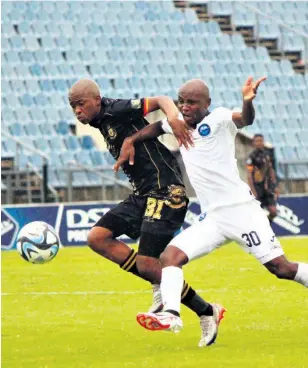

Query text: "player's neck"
[192, 110, 210, 128]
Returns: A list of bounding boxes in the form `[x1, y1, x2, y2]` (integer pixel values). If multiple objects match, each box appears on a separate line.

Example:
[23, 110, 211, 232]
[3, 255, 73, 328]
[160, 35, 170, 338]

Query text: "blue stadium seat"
[70, 37, 85, 51]
[33, 50, 49, 64]
[39, 80, 54, 93]
[2, 23, 16, 37]
[35, 93, 50, 106]
[5, 94, 21, 109]
[49, 153, 64, 168]
[9, 122, 24, 137]
[34, 138, 50, 152]
[55, 121, 70, 135]
[87, 23, 102, 35]
[24, 35, 40, 51]
[15, 64, 31, 78]
[25, 123, 40, 137]
[20, 94, 35, 107]
[9, 36, 24, 50]
[80, 136, 95, 150]
[31, 109, 46, 122]
[1, 37, 10, 52]
[71, 64, 89, 77]
[10, 80, 25, 94]
[4, 50, 20, 65]
[53, 79, 68, 92]
[29, 154, 43, 169]
[30, 64, 45, 77]
[91, 150, 108, 166]
[40, 36, 56, 51]
[31, 22, 48, 36]
[65, 50, 80, 64]
[58, 64, 74, 78]
[45, 64, 61, 78]
[60, 152, 76, 166]
[44, 107, 61, 122]
[66, 136, 81, 151]
[19, 50, 34, 64]
[48, 50, 64, 65]
[49, 136, 66, 151]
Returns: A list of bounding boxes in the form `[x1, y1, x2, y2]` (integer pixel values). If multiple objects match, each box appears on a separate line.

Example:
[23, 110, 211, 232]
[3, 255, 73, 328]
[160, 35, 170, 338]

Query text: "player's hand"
[168, 117, 194, 150]
[113, 138, 135, 172]
[242, 76, 267, 102]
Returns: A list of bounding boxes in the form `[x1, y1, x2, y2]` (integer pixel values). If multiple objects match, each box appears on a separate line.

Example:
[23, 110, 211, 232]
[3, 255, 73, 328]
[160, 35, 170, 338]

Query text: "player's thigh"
[138, 192, 188, 258]
[94, 195, 145, 239]
[168, 216, 228, 261]
[220, 200, 284, 264]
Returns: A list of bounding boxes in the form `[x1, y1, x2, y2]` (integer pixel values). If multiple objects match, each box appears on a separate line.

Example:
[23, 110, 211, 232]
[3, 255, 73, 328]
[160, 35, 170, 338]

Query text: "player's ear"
[207, 98, 211, 108]
[95, 95, 101, 106]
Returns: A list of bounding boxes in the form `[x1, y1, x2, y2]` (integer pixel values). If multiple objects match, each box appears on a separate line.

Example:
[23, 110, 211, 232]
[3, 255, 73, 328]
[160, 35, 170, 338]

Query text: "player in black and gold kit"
[246, 134, 279, 222]
[68, 79, 218, 333]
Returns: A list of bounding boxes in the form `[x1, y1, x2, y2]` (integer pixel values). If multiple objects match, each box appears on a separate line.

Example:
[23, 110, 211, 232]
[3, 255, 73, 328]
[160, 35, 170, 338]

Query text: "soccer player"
[114, 77, 308, 338]
[68, 79, 225, 347]
[246, 134, 279, 222]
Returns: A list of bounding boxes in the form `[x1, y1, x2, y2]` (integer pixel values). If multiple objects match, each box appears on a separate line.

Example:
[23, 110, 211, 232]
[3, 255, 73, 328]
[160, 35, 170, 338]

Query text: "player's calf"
[264, 255, 308, 287]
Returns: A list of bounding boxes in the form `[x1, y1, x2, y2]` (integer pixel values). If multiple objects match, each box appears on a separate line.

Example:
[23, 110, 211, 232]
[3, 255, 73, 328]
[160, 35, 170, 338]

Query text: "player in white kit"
[114, 77, 308, 346]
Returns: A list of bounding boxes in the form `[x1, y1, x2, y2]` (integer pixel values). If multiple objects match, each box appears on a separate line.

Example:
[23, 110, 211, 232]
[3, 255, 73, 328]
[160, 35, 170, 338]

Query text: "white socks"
[294, 263, 308, 287]
[161, 266, 183, 314]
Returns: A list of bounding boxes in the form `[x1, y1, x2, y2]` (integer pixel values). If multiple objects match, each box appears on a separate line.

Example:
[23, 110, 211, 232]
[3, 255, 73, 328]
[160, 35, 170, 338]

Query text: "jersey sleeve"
[215, 107, 240, 135]
[161, 112, 184, 134]
[161, 118, 174, 134]
[110, 98, 149, 120]
[246, 155, 255, 173]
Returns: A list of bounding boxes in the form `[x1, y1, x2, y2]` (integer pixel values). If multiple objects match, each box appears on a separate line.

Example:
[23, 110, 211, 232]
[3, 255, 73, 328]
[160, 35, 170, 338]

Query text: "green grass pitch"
[2, 238, 308, 368]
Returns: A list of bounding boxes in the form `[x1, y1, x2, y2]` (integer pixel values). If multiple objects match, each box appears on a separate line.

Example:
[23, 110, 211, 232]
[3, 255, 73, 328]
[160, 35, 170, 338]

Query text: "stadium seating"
[1, 0, 308, 186]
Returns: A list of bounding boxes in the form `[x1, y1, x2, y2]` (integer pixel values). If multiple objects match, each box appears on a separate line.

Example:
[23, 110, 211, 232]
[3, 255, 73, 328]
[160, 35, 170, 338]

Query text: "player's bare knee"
[160, 245, 188, 268]
[87, 227, 111, 253]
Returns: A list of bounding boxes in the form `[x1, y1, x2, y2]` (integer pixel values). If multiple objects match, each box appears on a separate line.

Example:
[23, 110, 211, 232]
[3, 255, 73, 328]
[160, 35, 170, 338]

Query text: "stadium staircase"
[174, 1, 307, 73]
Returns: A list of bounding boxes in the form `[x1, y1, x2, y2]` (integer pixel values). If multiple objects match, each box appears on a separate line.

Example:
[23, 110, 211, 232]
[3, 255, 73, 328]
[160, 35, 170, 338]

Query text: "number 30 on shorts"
[145, 197, 164, 219]
[241, 231, 261, 247]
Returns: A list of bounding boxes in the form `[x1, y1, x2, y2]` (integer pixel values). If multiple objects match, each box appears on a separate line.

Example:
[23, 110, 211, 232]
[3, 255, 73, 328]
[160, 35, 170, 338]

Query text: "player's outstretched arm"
[232, 76, 267, 128]
[147, 96, 193, 149]
[113, 122, 164, 172]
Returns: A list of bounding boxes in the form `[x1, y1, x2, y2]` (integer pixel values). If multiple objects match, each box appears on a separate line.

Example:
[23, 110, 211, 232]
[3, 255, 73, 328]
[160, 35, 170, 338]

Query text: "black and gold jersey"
[89, 97, 184, 195]
[246, 148, 273, 186]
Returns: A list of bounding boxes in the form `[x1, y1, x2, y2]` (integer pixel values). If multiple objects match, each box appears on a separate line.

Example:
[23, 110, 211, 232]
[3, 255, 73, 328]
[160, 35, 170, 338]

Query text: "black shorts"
[255, 183, 276, 208]
[94, 185, 188, 258]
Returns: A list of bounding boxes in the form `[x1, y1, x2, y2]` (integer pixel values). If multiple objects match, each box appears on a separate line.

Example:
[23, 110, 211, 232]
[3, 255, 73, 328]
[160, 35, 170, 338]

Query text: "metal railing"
[279, 161, 308, 193]
[2, 130, 54, 203]
[235, 2, 308, 71]
[1, 130, 132, 203]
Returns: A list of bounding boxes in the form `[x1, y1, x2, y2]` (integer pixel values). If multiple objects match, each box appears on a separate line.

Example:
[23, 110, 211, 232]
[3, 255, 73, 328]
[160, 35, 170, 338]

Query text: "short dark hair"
[253, 134, 264, 140]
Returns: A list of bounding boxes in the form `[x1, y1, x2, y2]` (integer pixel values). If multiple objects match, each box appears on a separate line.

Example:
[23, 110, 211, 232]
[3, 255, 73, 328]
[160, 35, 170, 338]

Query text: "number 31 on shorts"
[145, 197, 164, 219]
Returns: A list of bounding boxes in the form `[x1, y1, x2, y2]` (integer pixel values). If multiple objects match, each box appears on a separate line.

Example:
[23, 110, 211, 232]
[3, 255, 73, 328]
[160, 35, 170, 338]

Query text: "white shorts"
[170, 200, 284, 264]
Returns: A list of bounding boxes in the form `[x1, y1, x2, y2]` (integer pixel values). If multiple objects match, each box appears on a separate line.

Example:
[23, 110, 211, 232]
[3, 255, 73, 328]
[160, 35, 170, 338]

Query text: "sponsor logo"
[198, 123, 211, 137]
[273, 204, 305, 234]
[63, 207, 130, 243]
[131, 99, 141, 109]
[1, 209, 19, 250]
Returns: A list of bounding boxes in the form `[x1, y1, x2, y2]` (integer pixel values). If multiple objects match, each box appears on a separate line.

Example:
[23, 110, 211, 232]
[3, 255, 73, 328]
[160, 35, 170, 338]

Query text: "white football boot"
[148, 284, 163, 313]
[198, 304, 226, 347]
[137, 311, 183, 334]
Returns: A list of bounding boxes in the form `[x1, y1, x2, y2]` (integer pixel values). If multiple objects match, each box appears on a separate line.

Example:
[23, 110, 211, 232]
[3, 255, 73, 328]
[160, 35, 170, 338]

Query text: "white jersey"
[161, 107, 253, 213]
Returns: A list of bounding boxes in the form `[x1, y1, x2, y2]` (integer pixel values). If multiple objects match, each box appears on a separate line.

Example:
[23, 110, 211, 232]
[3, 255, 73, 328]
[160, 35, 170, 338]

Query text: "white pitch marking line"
[1, 289, 228, 296]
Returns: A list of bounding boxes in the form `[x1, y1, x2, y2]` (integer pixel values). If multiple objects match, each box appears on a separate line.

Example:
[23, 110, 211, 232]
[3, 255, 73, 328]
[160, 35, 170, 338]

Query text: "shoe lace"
[152, 284, 161, 303]
[200, 316, 214, 338]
